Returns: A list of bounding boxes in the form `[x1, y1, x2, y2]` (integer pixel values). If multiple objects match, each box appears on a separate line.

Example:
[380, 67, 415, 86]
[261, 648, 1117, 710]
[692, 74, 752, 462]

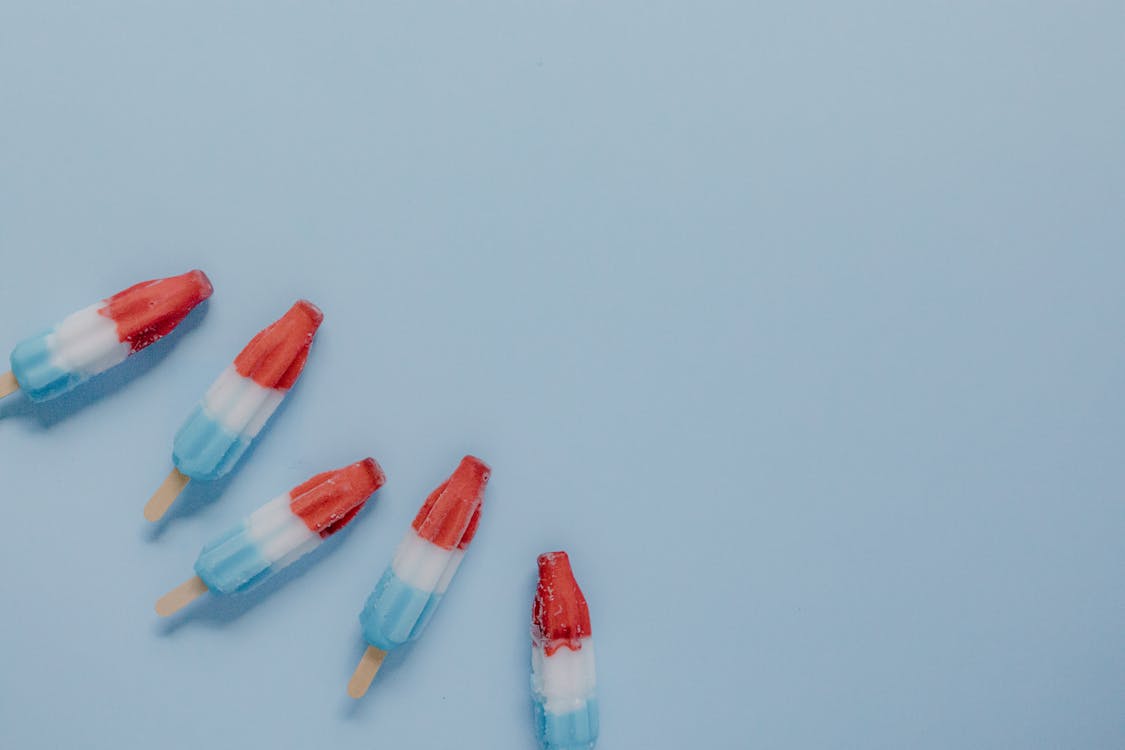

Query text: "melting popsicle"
[144, 300, 323, 522]
[348, 455, 490, 698]
[2, 270, 212, 402]
[532, 551, 598, 750]
[156, 458, 384, 615]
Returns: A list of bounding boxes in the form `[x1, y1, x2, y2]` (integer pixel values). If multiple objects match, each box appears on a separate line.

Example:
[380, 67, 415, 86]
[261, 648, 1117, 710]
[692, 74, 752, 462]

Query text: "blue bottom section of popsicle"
[359, 570, 444, 651]
[534, 700, 599, 750]
[193, 521, 271, 594]
[173, 406, 250, 481]
[9, 331, 80, 402]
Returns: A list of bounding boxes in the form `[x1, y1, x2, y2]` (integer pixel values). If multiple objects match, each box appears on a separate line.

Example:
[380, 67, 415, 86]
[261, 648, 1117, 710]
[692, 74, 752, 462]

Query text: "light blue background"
[1, 3, 1122, 748]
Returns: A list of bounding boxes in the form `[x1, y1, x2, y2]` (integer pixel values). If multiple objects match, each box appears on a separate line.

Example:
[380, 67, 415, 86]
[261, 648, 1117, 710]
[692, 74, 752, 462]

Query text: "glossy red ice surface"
[412, 455, 491, 549]
[533, 551, 592, 655]
[290, 457, 385, 538]
[99, 269, 212, 352]
[233, 300, 323, 389]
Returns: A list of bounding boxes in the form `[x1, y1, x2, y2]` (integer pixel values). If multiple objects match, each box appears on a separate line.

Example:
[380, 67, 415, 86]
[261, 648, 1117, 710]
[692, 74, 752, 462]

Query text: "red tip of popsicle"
[99, 269, 213, 352]
[533, 551, 592, 655]
[233, 299, 324, 390]
[412, 456, 491, 550]
[290, 458, 385, 537]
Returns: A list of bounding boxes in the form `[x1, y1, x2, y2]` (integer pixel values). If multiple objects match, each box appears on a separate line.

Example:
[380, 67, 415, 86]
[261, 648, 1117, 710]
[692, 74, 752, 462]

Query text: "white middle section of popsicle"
[47, 304, 130, 376]
[532, 637, 597, 714]
[391, 533, 465, 594]
[246, 493, 320, 569]
[202, 366, 286, 437]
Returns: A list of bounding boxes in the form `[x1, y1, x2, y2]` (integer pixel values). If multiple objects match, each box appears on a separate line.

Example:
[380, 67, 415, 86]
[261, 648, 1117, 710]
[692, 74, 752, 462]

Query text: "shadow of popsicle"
[338, 541, 496, 718]
[146, 468, 239, 533]
[153, 501, 374, 636]
[141, 439, 260, 541]
[338, 639, 415, 719]
[0, 300, 210, 428]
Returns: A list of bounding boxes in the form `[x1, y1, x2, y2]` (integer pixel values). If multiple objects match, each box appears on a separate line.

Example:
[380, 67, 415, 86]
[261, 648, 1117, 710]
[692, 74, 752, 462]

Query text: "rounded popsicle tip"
[358, 457, 387, 491]
[185, 269, 214, 300]
[287, 457, 387, 538]
[534, 550, 592, 649]
[410, 455, 491, 549]
[231, 299, 324, 391]
[537, 550, 574, 578]
[457, 455, 491, 486]
[291, 299, 324, 329]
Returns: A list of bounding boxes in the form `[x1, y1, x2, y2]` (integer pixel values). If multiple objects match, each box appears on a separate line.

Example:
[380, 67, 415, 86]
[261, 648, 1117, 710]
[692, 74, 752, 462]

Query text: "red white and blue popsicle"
[155, 458, 385, 616]
[143, 300, 323, 522]
[532, 551, 598, 750]
[1, 270, 212, 402]
[348, 456, 491, 698]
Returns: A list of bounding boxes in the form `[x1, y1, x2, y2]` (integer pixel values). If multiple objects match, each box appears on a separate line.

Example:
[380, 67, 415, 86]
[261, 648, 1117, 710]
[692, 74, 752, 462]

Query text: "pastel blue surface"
[9, 330, 81, 402]
[360, 568, 444, 651]
[173, 405, 251, 481]
[194, 521, 271, 595]
[534, 700, 599, 750]
[1, 3, 1123, 750]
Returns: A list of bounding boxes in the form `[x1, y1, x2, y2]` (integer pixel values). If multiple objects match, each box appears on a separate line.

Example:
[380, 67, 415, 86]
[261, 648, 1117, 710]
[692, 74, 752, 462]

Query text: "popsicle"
[2, 270, 212, 402]
[156, 457, 384, 616]
[532, 551, 598, 750]
[347, 455, 490, 698]
[144, 300, 323, 522]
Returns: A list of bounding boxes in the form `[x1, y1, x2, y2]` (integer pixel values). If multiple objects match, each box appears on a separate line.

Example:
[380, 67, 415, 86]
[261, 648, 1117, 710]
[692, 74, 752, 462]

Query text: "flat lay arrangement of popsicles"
[2, 271, 599, 750]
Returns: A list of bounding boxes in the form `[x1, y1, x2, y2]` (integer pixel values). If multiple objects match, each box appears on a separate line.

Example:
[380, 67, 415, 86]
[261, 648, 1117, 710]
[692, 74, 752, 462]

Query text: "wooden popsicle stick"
[144, 467, 190, 522]
[0, 371, 18, 399]
[155, 575, 208, 617]
[347, 645, 387, 699]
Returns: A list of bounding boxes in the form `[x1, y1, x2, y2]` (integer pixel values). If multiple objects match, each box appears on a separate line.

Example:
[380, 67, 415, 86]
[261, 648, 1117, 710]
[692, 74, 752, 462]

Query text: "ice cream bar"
[156, 458, 384, 615]
[532, 551, 598, 750]
[174, 300, 323, 480]
[3, 270, 212, 402]
[347, 456, 490, 698]
[144, 300, 323, 522]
